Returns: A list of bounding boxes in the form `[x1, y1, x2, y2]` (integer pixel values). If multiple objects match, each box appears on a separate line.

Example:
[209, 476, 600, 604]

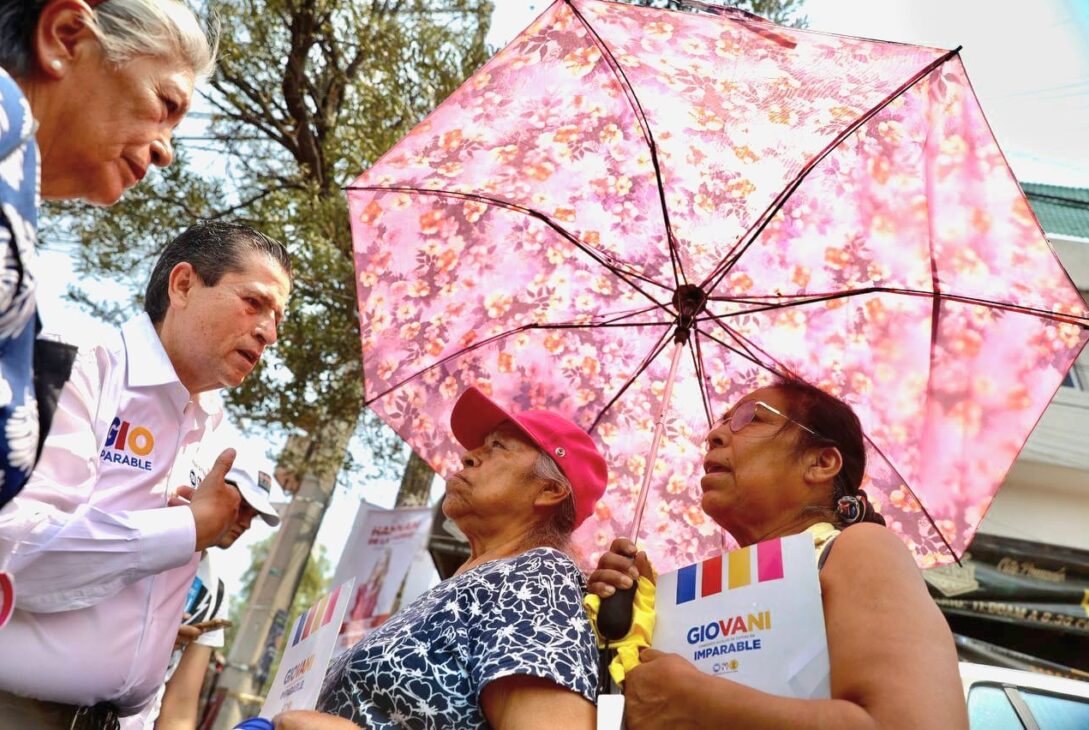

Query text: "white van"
[961, 662, 1089, 729]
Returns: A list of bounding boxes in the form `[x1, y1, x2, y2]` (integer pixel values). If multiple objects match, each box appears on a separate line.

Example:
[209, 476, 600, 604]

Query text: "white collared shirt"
[0, 313, 227, 714]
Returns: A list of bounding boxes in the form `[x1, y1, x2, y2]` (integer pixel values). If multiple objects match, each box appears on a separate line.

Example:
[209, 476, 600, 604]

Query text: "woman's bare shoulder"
[820, 523, 924, 591]
[817, 529, 968, 728]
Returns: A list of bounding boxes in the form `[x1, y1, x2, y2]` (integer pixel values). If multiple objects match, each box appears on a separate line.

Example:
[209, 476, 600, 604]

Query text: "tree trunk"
[210, 417, 356, 729]
[394, 450, 435, 507]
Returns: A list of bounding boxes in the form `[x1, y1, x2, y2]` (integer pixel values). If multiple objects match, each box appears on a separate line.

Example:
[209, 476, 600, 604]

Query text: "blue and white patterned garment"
[0, 66, 40, 509]
[317, 547, 598, 729]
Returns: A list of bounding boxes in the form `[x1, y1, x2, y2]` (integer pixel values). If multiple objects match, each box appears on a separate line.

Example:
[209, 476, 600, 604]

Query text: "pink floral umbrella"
[346, 0, 1089, 573]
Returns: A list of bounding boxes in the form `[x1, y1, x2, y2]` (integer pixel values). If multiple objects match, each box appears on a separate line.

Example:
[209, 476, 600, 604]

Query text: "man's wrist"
[132, 507, 199, 572]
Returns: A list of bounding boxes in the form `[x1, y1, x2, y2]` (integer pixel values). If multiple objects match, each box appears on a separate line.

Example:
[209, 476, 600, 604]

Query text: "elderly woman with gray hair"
[0, 0, 215, 510]
[273, 387, 607, 730]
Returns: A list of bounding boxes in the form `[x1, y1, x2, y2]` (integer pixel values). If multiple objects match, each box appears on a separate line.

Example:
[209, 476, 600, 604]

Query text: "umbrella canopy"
[347, 0, 1089, 573]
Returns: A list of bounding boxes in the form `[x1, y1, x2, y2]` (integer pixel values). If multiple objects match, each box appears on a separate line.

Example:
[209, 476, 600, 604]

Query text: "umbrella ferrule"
[672, 284, 708, 344]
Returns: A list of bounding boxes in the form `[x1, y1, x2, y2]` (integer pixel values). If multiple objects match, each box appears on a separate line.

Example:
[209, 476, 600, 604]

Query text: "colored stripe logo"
[291, 612, 306, 646]
[676, 538, 785, 605]
[290, 587, 343, 646]
[322, 586, 342, 626]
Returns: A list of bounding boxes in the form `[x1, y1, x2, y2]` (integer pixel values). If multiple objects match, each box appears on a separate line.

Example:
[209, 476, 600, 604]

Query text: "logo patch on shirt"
[100, 416, 155, 471]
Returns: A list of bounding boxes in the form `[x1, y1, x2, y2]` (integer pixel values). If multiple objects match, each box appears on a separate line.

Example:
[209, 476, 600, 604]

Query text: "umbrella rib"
[565, 0, 687, 289]
[703, 285, 1089, 327]
[860, 433, 961, 563]
[697, 309, 770, 365]
[346, 184, 673, 308]
[699, 47, 964, 295]
[364, 315, 671, 407]
[588, 325, 675, 433]
[587, 303, 668, 325]
[693, 322, 792, 381]
[690, 329, 715, 429]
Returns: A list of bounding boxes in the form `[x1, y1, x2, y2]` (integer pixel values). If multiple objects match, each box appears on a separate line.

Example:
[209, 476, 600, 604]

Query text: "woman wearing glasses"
[0, 0, 214, 510]
[589, 378, 968, 729]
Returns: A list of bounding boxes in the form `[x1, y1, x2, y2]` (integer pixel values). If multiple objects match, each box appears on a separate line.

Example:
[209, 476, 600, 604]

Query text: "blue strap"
[233, 719, 274, 730]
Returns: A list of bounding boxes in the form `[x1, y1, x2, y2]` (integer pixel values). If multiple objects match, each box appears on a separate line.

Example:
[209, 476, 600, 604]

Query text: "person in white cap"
[133, 449, 282, 730]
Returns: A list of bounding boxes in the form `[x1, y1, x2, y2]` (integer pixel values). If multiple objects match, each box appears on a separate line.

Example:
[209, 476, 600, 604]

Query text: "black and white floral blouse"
[317, 547, 598, 729]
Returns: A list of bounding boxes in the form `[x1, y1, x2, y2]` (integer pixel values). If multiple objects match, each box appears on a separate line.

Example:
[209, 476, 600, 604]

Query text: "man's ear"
[533, 479, 570, 511]
[805, 445, 843, 486]
[167, 262, 200, 309]
[34, 0, 97, 78]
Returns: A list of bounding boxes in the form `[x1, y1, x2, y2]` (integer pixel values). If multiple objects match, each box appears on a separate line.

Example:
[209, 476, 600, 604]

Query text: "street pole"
[210, 421, 354, 729]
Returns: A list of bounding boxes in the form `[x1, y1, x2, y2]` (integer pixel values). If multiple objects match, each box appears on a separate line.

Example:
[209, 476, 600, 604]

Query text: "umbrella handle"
[596, 584, 637, 641]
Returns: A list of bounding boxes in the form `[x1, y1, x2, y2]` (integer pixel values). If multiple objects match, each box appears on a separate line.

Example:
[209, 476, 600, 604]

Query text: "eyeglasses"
[722, 400, 829, 441]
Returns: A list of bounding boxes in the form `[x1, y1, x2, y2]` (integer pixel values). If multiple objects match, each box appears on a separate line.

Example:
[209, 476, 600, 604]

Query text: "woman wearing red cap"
[0, 0, 214, 509]
[274, 387, 606, 730]
[589, 379, 967, 729]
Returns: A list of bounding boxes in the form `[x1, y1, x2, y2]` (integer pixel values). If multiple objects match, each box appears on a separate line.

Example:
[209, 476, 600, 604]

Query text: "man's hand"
[173, 623, 203, 650]
[175, 449, 240, 551]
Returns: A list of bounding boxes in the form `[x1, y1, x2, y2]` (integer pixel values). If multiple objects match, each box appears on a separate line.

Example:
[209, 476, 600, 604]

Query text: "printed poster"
[654, 532, 830, 699]
[260, 578, 355, 717]
[331, 504, 432, 654]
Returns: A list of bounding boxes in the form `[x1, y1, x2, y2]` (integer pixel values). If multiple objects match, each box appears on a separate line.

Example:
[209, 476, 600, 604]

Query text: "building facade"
[975, 183, 1089, 552]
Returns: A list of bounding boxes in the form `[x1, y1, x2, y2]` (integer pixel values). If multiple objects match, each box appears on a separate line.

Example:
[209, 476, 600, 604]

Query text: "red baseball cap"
[450, 387, 607, 528]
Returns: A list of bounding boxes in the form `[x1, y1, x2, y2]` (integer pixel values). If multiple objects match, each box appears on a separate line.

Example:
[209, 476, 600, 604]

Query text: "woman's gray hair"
[0, 0, 217, 80]
[527, 451, 578, 550]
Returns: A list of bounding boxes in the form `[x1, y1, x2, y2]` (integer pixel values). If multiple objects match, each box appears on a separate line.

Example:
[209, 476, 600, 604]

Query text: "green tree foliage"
[44, 0, 494, 477]
[226, 536, 332, 691]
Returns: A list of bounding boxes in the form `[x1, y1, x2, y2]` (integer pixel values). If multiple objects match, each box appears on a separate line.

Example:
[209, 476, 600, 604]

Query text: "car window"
[967, 685, 1024, 729]
[1021, 688, 1089, 730]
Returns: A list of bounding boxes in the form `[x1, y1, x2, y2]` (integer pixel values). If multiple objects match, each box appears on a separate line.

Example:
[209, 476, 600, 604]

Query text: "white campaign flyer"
[260, 578, 356, 717]
[654, 532, 830, 699]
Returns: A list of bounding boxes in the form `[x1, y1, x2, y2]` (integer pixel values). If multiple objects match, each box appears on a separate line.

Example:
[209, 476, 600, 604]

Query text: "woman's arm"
[155, 642, 213, 730]
[818, 524, 968, 728]
[481, 675, 595, 730]
[625, 650, 875, 730]
[623, 525, 967, 730]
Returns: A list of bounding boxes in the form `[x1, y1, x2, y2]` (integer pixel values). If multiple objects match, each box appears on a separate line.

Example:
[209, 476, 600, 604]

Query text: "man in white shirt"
[0, 221, 292, 728]
[133, 449, 283, 730]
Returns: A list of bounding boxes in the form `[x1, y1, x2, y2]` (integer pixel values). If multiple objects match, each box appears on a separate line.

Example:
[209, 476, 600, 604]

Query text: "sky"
[35, 0, 1089, 606]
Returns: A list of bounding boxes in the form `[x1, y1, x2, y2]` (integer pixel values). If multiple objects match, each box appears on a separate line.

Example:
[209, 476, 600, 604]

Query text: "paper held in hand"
[653, 532, 830, 699]
[260, 578, 356, 718]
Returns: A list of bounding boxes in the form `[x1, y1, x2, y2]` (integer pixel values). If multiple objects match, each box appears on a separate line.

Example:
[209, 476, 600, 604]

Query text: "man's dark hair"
[144, 221, 292, 324]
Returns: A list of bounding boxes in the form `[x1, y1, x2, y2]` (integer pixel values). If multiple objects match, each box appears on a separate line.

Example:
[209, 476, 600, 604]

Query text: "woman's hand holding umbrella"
[587, 537, 654, 597]
[586, 538, 658, 686]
